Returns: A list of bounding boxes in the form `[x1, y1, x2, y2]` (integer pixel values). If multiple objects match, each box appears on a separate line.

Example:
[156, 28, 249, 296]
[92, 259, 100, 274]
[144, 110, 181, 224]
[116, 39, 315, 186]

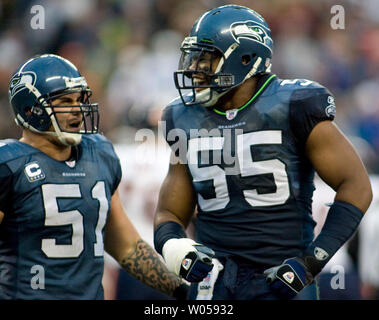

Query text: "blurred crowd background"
[1, 0, 379, 300]
[1, 0, 379, 169]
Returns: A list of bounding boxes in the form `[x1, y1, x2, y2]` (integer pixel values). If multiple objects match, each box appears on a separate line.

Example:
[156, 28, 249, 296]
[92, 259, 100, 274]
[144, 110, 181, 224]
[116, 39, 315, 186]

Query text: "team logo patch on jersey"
[314, 247, 329, 261]
[226, 109, 238, 120]
[230, 20, 272, 49]
[283, 271, 295, 284]
[24, 161, 45, 182]
[65, 160, 76, 168]
[9, 71, 37, 100]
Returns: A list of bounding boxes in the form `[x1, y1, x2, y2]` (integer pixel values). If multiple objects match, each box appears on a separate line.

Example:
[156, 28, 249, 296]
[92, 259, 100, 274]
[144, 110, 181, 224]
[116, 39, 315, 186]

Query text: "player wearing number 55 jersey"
[0, 54, 185, 300]
[154, 5, 372, 300]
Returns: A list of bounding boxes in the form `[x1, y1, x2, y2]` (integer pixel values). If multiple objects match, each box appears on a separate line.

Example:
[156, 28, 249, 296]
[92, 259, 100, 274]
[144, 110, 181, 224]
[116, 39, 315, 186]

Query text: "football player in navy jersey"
[153, 5, 373, 300]
[0, 54, 186, 300]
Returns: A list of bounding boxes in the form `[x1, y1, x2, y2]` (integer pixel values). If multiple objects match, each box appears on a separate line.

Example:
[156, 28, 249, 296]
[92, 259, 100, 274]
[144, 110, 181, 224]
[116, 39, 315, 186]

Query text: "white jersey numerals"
[280, 79, 314, 87]
[188, 137, 230, 211]
[41, 181, 108, 258]
[188, 131, 290, 211]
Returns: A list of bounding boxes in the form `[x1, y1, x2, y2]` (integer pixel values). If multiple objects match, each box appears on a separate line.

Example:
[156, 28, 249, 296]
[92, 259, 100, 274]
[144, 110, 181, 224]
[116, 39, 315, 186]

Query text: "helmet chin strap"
[45, 106, 82, 146]
[54, 130, 82, 147]
[199, 57, 263, 108]
[195, 50, 232, 108]
[243, 57, 262, 81]
[16, 113, 82, 146]
[197, 88, 229, 108]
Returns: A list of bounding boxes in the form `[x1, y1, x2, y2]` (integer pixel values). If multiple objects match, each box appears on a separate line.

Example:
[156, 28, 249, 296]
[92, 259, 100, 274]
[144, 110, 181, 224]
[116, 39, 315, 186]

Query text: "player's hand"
[263, 257, 313, 299]
[179, 243, 215, 282]
[162, 238, 215, 282]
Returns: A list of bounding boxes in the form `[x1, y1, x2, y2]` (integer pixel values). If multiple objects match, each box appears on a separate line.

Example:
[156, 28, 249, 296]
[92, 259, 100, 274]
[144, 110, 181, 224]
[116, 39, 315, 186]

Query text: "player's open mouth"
[68, 120, 82, 131]
[193, 78, 209, 90]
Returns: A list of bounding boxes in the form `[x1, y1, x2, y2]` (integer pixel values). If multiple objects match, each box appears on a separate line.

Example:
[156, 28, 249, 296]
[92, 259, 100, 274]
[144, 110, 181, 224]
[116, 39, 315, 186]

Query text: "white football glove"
[162, 238, 215, 282]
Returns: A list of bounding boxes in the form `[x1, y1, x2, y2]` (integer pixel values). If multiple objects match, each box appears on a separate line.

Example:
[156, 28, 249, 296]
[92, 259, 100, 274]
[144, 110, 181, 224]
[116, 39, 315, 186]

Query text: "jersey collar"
[212, 73, 276, 116]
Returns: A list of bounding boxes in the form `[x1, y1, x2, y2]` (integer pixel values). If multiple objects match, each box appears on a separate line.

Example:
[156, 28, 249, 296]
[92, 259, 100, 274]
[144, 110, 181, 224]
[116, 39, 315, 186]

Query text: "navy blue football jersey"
[162, 74, 336, 267]
[0, 134, 121, 299]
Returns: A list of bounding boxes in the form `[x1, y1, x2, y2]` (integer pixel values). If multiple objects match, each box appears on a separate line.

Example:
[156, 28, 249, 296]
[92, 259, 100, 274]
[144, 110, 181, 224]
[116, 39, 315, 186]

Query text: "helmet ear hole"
[242, 55, 252, 65]
[242, 53, 258, 66]
[25, 107, 32, 117]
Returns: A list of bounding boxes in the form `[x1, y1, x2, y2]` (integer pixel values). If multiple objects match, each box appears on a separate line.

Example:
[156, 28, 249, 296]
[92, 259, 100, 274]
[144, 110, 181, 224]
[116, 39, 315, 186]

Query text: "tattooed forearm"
[120, 239, 182, 296]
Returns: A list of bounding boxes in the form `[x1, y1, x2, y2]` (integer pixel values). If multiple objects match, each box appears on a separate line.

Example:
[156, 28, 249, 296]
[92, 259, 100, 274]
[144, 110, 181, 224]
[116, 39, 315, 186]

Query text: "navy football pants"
[188, 257, 319, 300]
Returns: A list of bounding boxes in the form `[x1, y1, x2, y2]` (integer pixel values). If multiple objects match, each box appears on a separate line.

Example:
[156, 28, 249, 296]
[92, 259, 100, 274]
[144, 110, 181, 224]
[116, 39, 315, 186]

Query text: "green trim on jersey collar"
[212, 74, 276, 116]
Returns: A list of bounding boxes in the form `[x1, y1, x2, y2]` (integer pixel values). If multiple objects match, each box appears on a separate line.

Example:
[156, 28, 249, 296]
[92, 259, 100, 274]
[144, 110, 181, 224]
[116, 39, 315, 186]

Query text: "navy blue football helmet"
[174, 5, 273, 107]
[9, 54, 99, 146]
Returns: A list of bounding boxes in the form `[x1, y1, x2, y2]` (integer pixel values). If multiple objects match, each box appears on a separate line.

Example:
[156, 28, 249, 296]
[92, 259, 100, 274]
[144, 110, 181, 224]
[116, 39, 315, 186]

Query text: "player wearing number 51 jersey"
[0, 135, 119, 299]
[154, 5, 372, 300]
[0, 54, 185, 300]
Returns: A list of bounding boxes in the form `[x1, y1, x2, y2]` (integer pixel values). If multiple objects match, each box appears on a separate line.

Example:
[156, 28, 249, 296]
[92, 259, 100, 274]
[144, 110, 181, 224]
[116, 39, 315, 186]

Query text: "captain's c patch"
[24, 161, 45, 182]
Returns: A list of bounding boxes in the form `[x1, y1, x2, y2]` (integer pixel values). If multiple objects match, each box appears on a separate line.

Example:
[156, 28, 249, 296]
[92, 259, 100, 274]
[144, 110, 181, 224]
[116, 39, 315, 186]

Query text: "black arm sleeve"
[0, 164, 13, 215]
[289, 87, 336, 147]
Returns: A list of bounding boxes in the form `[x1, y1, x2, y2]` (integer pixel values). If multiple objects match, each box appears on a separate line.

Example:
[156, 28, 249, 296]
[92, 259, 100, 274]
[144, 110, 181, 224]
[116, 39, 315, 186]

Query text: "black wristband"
[303, 201, 364, 276]
[154, 221, 187, 255]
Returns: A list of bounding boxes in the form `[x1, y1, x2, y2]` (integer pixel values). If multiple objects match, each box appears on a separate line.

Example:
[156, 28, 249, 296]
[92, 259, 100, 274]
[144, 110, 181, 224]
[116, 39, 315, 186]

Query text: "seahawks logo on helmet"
[9, 71, 37, 100]
[230, 20, 272, 51]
